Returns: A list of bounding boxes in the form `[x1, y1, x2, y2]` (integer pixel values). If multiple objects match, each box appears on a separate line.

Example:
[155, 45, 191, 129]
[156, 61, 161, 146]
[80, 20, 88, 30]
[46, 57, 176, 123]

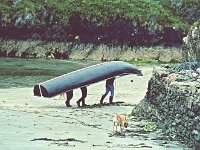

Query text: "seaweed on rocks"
[168, 62, 200, 73]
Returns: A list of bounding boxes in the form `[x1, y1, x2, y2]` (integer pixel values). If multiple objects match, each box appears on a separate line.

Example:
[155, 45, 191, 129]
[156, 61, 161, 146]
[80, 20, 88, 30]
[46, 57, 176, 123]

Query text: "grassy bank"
[0, 57, 98, 88]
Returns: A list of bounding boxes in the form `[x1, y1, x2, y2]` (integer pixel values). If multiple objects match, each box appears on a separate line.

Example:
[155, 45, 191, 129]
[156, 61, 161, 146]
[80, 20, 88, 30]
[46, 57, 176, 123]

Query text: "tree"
[0, 0, 189, 30]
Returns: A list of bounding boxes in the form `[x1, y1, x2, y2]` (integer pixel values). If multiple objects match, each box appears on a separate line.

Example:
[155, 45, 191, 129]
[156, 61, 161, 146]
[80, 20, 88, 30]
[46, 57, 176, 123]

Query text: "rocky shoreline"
[132, 62, 200, 149]
[0, 39, 182, 63]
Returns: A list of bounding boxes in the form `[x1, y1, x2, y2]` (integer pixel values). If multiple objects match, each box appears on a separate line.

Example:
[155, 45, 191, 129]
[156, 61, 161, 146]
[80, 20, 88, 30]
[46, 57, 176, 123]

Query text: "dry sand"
[0, 66, 191, 150]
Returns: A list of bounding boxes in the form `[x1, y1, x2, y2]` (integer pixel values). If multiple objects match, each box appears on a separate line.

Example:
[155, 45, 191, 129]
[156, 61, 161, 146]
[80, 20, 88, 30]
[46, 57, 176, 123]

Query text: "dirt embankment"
[0, 39, 182, 63]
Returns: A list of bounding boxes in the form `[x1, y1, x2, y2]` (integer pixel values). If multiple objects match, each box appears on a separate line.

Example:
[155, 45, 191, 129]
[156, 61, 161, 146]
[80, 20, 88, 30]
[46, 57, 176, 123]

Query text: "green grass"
[128, 59, 180, 66]
[0, 57, 98, 88]
[128, 60, 161, 66]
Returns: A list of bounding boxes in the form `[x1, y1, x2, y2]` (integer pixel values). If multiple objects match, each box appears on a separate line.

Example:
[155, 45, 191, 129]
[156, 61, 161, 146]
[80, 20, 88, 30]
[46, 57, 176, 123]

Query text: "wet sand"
[0, 66, 191, 150]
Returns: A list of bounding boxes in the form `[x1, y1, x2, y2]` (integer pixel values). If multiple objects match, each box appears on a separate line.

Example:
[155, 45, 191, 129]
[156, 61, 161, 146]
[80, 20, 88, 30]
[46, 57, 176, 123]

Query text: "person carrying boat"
[100, 77, 115, 104]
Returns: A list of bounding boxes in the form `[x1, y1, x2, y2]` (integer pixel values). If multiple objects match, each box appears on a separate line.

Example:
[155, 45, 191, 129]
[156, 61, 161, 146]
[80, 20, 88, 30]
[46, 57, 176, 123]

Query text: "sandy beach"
[0, 66, 191, 150]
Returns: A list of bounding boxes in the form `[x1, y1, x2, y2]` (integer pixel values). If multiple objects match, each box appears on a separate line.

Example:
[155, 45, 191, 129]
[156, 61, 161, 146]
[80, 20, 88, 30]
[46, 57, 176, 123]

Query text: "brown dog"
[113, 114, 128, 132]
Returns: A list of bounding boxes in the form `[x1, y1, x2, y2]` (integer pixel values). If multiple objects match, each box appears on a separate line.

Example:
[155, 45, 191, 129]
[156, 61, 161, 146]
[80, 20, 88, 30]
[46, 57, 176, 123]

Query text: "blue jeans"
[104, 85, 114, 97]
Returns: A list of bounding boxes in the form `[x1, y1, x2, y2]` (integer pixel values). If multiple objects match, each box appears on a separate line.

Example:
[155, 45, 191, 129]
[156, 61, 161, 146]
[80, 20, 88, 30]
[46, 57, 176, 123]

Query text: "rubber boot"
[100, 95, 106, 104]
[82, 99, 89, 107]
[76, 99, 81, 107]
[65, 101, 72, 107]
[109, 96, 114, 104]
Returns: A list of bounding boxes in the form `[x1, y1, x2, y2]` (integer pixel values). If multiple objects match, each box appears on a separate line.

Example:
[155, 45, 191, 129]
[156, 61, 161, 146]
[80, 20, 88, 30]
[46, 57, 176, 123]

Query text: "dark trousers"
[65, 90, 73, 105]
[77, 86, 87, 106]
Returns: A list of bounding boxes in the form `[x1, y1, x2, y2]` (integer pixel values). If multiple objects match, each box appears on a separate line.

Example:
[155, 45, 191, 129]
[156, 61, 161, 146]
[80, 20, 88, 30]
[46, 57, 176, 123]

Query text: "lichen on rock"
[182, 20, 200, 62]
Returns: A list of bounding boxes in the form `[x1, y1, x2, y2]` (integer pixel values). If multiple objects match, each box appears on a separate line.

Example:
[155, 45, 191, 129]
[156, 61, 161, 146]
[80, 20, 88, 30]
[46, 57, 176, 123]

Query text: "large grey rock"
[182, 20, 200, 62]
[132, 63, 200, 148]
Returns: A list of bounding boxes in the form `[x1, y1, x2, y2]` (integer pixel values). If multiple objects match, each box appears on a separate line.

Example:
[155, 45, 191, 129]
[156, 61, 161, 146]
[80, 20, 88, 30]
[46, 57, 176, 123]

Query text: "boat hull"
[33, 61, 142, 97]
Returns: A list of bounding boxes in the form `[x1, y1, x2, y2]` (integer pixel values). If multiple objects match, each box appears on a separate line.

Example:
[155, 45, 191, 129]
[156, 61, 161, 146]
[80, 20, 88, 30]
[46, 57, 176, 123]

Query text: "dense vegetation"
[0, 0, 190, 29]
[158, 0, 200, 25]
[0, 0, 199, 46]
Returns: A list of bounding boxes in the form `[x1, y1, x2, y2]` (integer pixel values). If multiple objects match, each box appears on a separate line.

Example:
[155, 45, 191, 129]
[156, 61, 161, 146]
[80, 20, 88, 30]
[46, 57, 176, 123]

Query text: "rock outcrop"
[0, 39, 183, 63]
[182, 20, 200, 62]
[132, 62, 200, 149]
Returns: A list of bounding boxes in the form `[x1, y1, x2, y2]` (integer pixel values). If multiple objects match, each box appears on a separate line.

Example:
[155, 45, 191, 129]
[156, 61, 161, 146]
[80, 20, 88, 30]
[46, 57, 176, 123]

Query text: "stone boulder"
[182, 20, 200, 62]
[132, 62, 200, 149]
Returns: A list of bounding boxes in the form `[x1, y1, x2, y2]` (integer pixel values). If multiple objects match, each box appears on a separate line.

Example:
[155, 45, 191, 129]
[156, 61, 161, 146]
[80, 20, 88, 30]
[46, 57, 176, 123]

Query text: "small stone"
[192, 130, 199, 135]
[165, 145, 171, 148]
[175, 119, 181, 124]
[196, 68, 200, 74]
[161, 141, 168, 144]
[106, 141, 112, 143]
[172, 122, 176, 126]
